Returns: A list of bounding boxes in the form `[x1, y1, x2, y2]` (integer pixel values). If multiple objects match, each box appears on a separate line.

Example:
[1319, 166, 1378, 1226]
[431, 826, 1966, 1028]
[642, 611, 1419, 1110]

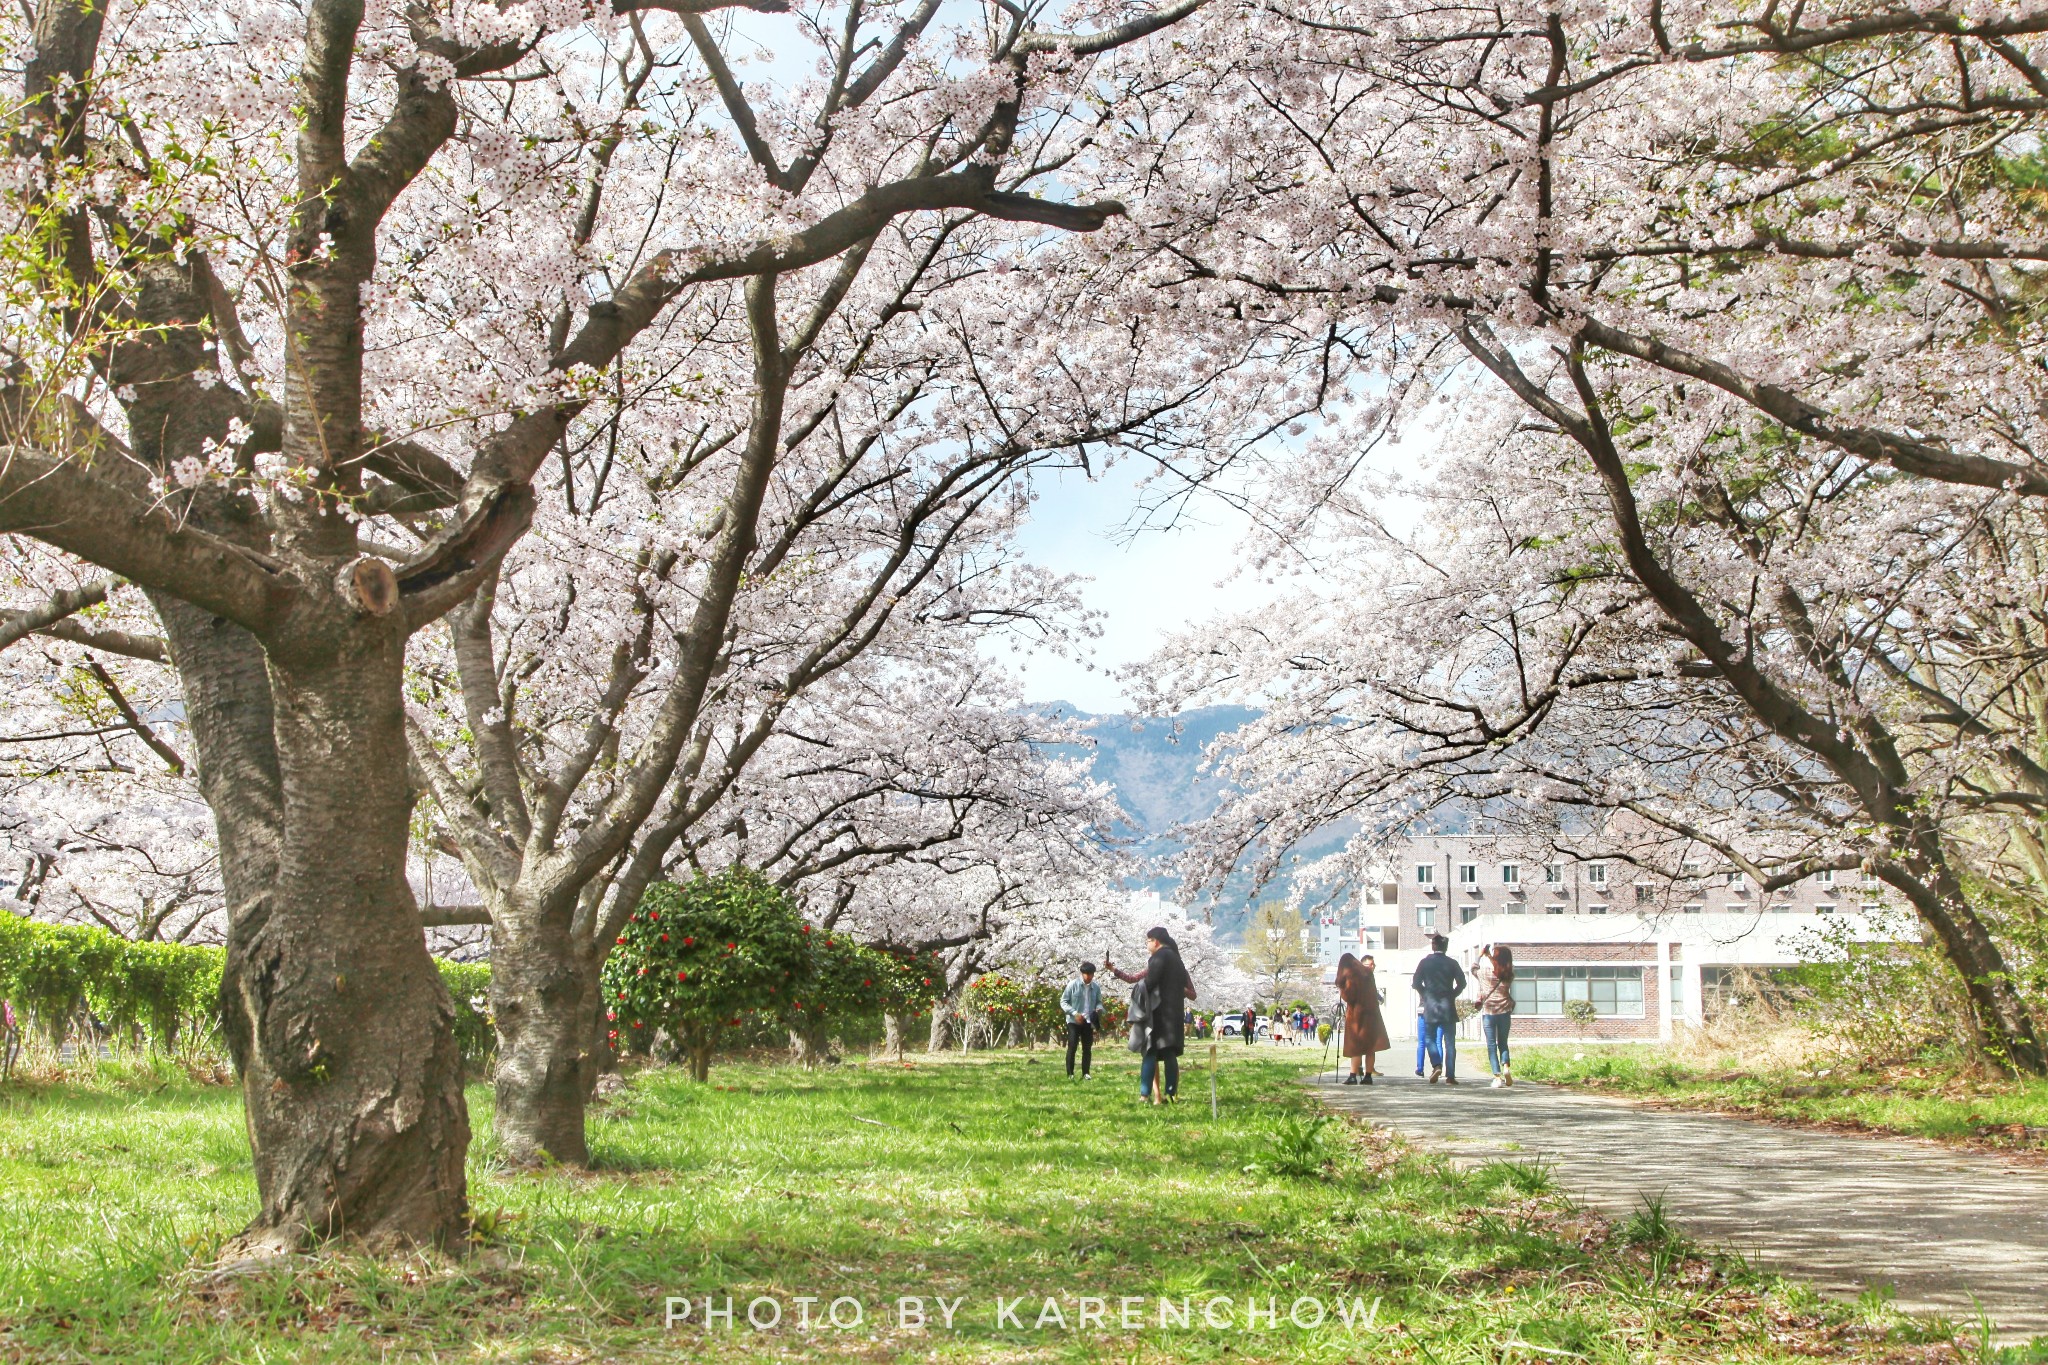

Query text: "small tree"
[1236, 903, 1319, 1004]
[786, 930, 892, 1067]
[873, 949, 947, 1058]
[963, 973, 1029, 1049]
[603, 871, 809, 1082]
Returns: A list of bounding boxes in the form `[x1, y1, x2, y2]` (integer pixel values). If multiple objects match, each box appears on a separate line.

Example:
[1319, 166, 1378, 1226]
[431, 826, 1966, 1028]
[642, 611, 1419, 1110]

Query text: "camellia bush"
[963, 973, 1067, 1046]
[603, 870, 810, 1081]
[786, 929, 891, 1066]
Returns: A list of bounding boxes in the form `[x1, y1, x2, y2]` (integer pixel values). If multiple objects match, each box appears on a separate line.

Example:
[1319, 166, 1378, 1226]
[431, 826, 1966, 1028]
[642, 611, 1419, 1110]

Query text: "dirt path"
[1310, 1071, 2048, 1343]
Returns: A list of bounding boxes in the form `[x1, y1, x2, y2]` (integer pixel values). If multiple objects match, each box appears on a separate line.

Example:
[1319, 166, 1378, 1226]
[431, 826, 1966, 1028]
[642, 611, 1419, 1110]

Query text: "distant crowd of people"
[1057, 927, 1517, 1104]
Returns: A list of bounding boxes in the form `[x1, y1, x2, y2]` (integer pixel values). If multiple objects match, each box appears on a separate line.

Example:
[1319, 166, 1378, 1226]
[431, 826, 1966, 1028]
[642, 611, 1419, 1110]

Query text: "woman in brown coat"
[1335, 952, 1391, 1085]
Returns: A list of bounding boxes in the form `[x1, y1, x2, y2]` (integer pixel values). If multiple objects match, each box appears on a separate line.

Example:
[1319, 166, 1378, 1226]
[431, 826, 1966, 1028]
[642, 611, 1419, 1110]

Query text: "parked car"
[1213, 1013, 1272, 1039]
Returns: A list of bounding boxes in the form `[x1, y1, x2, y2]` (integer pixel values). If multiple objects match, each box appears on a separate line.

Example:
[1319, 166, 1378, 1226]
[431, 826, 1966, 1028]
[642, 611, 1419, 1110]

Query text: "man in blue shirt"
[1061, 963, 1102, 1079]
[1412, 934, 1467, 1084]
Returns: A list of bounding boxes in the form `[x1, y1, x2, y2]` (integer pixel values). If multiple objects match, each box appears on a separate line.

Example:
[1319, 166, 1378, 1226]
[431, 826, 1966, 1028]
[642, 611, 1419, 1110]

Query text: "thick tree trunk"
[153, 597, 283, 1063]
[222, 630, 469, 1254]
[883, 1012, 907, 1058]
[927, 1006, 952, 1053]
[490, 912, 601, 1167]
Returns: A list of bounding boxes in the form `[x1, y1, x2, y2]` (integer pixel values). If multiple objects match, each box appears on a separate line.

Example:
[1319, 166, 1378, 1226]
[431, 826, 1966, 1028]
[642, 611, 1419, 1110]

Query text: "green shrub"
[1, 911, 489, 1070]
[965, 973, 1067, 1040]
[0, 913, 221, 1053]
[436, 961, 495, 1074]
[602, 870, 810, 1080]
[1563, 999, 1599, 1026]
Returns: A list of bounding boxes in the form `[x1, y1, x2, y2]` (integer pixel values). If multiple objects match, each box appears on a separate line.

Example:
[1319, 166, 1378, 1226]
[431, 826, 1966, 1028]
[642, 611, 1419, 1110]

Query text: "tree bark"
[222, 627, 469, 1254]
[788, 1023, 831, 1068]
[883, 1012, 907, 1058]
[489, 906, 601, 1167]
[926, 1005, 952, 1053]
[686, 1030, 716, 1082]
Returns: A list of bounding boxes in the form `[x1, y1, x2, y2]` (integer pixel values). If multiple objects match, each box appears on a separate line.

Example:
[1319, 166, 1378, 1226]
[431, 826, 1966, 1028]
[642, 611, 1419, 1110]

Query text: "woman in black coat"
[1109, 926, 1196, 1103]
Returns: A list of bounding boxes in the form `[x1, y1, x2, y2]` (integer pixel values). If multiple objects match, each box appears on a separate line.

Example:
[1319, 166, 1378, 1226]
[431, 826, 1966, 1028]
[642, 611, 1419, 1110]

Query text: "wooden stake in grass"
[1210, 1041, 1219, 1118]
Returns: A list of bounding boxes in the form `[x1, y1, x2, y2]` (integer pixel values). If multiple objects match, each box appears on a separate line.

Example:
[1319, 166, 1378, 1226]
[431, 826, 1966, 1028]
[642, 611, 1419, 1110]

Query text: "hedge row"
[0, 913, 496, 1071]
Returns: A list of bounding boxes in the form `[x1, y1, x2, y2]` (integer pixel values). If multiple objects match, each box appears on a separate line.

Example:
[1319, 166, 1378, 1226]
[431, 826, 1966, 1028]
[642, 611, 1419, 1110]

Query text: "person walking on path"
[1473, 944, 1515, 1087]
[1061, 963, 1102, 1079]
[1242, 1003, 1258, 1045]
[1334, 952, 1391, 1085]
[1108, 928, 1196, 1104]
[1412, 934, 1466, 1084]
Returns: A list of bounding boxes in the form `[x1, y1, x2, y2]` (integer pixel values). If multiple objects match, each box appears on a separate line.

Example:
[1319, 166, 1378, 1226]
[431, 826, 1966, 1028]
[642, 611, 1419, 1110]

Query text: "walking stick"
[1209, 1040, 1219, 1118]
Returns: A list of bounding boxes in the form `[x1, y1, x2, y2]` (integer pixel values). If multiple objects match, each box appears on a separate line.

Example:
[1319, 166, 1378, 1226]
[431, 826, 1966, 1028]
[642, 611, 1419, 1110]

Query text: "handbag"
[1126, 981, 1151, 1053]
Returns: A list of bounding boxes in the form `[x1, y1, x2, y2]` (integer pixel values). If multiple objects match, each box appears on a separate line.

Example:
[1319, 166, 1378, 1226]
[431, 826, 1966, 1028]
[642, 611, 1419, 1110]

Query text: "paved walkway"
[1310, 1071, 2048, 1342]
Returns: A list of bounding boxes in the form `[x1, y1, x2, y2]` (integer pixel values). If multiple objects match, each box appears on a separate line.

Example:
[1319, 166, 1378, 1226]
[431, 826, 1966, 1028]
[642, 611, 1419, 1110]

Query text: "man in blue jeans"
[1061, 963, 1102, 1078]
[1411, 934, 1466, 1084]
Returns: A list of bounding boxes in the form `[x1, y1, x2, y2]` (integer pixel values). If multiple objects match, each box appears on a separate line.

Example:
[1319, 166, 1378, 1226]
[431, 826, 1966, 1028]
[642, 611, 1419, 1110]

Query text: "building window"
[1682, 903, 1703, 914]
[1416, 864, 1435, 885]
[1588, 903, 1607, 915]
[1586, 863, 1607, 885]
[1383, 926, 1399, 950]
[1815, 868, 1834, 885]
[1509, 966, 1646, 1018]
[1634, 884, 1655, 905]
[1727, 871, 1745, 889]
[1860, 869, 1882, 888]
[1860, 902, 1882, 915]
[1458, 863, 1478, 885]
[1417, 905, 1436, 929]
[1461, 904, 1480, 925]
[1681, 860, 1702, 879]
[1545, 903, 1566, 915]
[1544, 863, 1563, 884]
[1501, 863, 1519, 885]
[1725, 903, 1748, 913]
[1506, 903, 1527, 915]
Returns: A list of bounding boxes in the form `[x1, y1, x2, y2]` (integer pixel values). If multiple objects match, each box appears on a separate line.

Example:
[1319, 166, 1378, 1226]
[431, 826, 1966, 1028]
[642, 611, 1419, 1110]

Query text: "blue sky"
[1005, 461, 1279, 713]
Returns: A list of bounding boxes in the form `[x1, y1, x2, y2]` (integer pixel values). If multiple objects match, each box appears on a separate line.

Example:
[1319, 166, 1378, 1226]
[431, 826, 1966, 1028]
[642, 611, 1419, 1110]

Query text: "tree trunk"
[688, 1033, 715, 1083]
[490, 910, 600, 1167]
[883, 1012, 907, 1058]
[222, 632, 470, 1254]
[1893, 834, 2047, 1075]
[789, 1023, 830, 1068]
[1006, 1018, 1024, 1049]
[927, 1006, 952, 1053]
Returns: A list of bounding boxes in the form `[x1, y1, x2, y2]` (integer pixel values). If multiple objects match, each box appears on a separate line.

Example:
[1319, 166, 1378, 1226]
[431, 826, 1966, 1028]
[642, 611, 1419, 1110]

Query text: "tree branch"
[0, 578, 111, 652]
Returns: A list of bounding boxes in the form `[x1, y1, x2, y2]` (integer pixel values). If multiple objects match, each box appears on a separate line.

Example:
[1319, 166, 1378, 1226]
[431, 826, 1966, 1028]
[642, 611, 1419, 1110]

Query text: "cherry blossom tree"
[0, 0, 1214, 1249]
[1113, 0, 2048, 1073]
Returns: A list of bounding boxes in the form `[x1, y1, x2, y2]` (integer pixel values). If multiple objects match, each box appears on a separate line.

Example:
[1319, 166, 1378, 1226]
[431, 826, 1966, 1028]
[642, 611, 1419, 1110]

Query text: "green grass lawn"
[1510, 1044, 2048, 1151]
[0, 1048, 2017, 1362]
